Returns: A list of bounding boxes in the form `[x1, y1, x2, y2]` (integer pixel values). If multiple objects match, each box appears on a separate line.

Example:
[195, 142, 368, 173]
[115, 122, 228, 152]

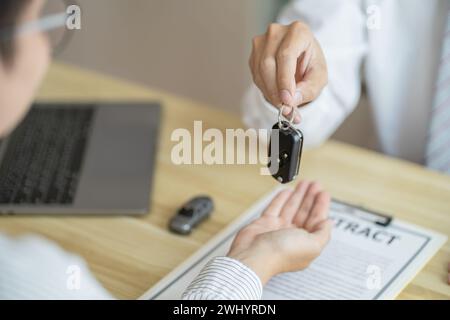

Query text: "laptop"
[0, 102, 161, 215]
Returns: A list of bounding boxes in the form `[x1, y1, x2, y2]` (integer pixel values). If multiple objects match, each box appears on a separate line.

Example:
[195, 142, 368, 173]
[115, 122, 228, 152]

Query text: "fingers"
[279, 181, 310, 223]
[295, 68, 327, 105]
[311, 219, 333, 248]
[249, 21, 323, 120]
[303, 191, 331, 231]
[249, 35, 268, 100]
[293, 182, 322, 227]
[297, 49, 312, 81]
[276, 21, 312, 106]
[259, 24, 285, 107]
[295, 40, 328, 105]
[262, 189, 293, 217]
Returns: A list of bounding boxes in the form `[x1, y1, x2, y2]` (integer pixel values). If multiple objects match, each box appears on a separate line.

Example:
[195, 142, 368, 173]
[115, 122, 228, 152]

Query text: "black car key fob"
[169, 196, 214, 235]
[268, 115, 304, 184]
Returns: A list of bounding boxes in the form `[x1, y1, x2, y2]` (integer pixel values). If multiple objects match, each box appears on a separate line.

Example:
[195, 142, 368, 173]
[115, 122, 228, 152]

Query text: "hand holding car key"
[268, 105, 304, 184]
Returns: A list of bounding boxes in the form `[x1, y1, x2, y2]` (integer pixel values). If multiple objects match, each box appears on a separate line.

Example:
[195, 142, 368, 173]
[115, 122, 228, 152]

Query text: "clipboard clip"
[333, 199, 393, 227]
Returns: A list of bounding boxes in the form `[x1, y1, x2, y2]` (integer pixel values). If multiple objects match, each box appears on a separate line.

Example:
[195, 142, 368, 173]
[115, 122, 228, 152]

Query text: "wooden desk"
[0, 64, 449, 299]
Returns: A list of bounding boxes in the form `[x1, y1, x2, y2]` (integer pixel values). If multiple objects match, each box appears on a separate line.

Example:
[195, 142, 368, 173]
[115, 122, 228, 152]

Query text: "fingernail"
[293, 90, 303, 105]
[280, 90, 292, 105]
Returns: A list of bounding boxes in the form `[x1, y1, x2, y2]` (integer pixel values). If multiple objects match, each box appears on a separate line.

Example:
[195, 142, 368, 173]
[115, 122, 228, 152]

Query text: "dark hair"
[0, 0, 30, 62]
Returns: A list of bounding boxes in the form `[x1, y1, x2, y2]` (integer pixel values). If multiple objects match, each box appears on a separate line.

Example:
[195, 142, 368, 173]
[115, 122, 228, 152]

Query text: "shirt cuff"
[182, 256, 263, 300]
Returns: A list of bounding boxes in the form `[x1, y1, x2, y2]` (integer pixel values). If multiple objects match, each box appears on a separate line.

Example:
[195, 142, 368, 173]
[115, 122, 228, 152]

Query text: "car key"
[169, 196, 214, 235]
[268, 105, 304, 184]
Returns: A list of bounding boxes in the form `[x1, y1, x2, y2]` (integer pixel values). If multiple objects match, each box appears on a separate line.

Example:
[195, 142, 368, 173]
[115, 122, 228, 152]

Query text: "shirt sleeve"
[182, 256, 263, 300]
[242, 0, 368, 148]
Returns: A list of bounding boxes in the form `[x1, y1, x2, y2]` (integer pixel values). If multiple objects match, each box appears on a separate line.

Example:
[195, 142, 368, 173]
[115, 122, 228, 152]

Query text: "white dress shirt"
[243, 0, 450, 164]
[0, 233, 262, 300]
[0, 234, 114, 300]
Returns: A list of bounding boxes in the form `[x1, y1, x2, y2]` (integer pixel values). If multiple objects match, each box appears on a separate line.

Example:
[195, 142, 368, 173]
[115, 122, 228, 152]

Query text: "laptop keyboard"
[0, 106, 95, 205]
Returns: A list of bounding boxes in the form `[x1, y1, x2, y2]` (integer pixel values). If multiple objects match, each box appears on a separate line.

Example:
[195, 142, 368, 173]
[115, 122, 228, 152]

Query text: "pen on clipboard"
[332, 199, 393, 227]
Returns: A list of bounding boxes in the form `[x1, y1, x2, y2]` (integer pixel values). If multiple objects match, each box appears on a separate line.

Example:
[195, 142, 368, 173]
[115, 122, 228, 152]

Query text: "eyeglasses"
[0, 0, 77, 57]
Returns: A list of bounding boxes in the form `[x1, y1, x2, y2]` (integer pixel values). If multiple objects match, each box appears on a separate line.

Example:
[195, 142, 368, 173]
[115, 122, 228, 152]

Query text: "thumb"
[293, 64, 328, 107]
[311, 219, 333, 248]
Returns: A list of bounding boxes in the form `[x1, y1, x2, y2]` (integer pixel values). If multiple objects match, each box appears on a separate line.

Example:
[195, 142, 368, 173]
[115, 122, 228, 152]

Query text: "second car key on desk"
[268, 105, 304, 184]
[169, 196, 214, 235]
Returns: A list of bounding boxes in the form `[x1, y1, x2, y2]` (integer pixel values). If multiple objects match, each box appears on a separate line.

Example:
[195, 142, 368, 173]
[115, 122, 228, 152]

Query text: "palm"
[227, 181, 333, 279]
[231, 215, 294, 251]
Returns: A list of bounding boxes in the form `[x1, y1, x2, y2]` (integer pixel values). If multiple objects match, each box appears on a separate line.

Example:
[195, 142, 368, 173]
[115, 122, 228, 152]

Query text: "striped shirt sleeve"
[182, 256, 263, 300]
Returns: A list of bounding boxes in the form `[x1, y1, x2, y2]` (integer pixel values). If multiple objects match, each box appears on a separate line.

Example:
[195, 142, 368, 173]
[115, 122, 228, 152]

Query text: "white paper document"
[141, 188, 447, 300]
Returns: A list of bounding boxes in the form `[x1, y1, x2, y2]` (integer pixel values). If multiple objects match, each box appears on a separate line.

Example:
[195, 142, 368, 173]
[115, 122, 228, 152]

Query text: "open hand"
[227, 181, 333, 284]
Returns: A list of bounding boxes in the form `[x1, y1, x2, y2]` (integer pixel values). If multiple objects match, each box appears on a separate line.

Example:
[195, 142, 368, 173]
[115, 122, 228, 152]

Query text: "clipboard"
[332, 199, 393, 227]
[140, 187, 447, 300]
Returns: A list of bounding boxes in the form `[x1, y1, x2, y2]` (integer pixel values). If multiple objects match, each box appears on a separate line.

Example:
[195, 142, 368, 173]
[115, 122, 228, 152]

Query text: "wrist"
[227, 249, 278, 285]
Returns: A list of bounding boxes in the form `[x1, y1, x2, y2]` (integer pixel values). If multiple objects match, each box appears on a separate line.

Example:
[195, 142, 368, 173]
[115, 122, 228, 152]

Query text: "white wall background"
[59, 0, 279, 112]
[59, 0, 376, 150]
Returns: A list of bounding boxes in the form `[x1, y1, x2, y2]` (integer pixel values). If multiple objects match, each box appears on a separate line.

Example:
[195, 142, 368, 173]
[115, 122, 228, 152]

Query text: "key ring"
[278, 104, 297, 130]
